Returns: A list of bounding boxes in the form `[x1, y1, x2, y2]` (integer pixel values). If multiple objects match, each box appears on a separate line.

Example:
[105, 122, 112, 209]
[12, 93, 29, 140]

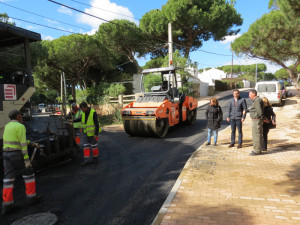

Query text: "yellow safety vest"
[81, 109, 101, 136]
[73, 110, 82, 129]
[3, 121, 29, 160]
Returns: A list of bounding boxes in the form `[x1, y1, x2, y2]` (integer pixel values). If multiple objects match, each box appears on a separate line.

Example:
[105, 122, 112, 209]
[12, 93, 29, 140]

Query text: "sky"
[0, 0, 285, 73]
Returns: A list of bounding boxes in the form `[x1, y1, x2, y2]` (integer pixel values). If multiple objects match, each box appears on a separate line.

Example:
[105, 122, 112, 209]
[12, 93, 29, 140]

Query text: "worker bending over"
[2, 110, 42, 214]
[74, 102, 101, 167]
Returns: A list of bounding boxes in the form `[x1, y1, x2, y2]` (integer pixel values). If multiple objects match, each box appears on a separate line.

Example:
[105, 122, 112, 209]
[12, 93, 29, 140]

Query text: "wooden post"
[118, 95, 123, 107]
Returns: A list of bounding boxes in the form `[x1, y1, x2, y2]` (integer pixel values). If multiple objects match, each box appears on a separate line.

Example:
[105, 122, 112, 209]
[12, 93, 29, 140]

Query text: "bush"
[105, 83, 126, 97]
[182, 82, 200, 98]
[215, 80, 231, 91]
[123, 82, 133, 95]
[76, 83, 127, 105]
[99, 106, 122, 126]
[236, 81, 244, 88]
[215, 80, 243, 91]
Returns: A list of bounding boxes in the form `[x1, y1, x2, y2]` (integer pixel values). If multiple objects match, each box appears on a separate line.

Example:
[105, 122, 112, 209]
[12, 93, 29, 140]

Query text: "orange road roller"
[121, 66, 198, 137]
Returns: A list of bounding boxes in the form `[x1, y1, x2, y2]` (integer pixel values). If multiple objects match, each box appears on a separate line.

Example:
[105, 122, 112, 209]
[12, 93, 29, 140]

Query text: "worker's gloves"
[29, 142, 39, 148]
[24, 159, 32, 169]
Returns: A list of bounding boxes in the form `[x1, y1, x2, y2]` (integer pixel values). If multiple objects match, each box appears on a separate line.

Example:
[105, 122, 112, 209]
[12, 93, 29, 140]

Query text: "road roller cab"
[121, 66, 198, 137]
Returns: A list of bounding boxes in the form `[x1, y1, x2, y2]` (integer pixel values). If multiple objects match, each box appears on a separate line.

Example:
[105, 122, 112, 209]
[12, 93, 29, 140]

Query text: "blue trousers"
[207, 128, 218, 144]
[230, 119, 243, 145]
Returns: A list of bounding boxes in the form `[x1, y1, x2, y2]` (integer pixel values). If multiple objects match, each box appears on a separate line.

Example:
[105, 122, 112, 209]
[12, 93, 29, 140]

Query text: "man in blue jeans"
[227, 89, 247, 148]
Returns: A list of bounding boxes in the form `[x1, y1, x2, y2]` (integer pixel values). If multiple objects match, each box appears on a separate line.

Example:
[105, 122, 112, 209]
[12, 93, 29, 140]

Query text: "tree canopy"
[140, 0, 243, 58]
[231, 0, 300, 88]
[0, 13, 15, 25]
[96, 19, 149, 63]
[218, 64, 267, 75]
[274, 64, 300, 80]
[32, 31, 138, 101]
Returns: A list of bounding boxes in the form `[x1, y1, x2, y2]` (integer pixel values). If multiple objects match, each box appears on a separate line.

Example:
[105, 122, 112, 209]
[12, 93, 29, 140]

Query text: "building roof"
[142, 66, 183, 74]
[0, 21, 41, 48]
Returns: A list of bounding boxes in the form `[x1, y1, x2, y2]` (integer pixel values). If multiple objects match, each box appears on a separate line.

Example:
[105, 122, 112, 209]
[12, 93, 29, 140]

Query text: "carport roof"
[0, 21, 41, 48]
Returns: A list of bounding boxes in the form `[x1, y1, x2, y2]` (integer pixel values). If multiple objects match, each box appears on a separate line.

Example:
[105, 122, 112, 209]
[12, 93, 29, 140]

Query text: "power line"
[197, 49, 231, 57]
[197, 62, 224, 67]
[173, 42, 232, 57]
[47, 0, 169, 45]
[68, 0, 140, 21]
[0, 1, 90, 31]
[48, 0, 237, 58]
[10, 17, 76, 34]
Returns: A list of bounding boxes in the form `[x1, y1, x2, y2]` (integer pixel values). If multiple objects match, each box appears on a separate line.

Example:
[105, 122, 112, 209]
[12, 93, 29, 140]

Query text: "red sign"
[4, 84, 17, 100]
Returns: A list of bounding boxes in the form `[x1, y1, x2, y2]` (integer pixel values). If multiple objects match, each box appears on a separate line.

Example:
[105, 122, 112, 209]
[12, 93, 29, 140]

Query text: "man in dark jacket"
[227, 89, 247, 148]
[249, 89, 264, 155]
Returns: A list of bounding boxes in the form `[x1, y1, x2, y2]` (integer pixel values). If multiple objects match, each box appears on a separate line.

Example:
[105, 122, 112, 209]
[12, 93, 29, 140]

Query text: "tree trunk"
[286, 69, 300, 90]
[184, 47, 191, 58]
[71, 82, 76, 102]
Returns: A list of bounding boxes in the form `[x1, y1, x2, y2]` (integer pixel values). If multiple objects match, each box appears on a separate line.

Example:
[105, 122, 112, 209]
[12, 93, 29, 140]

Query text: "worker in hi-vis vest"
[74, 102, 101, 167]
[2, 110, 42, 215]
[70, 103, 83, 145]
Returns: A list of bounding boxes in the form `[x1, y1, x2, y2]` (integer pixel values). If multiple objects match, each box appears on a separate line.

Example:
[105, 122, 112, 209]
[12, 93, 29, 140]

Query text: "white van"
[255, 81, 282, 105]
[38, 103, 46, 112]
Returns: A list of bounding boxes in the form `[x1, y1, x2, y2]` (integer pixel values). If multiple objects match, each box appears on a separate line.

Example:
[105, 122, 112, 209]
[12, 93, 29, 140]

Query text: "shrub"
[99, 106, 122, 126]
[105, 83, 126, 97]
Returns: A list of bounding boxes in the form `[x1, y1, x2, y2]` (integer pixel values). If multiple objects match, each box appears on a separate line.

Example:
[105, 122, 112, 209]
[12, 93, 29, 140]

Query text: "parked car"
[21, 107, 32, 120]
[38, 103, 46, 112]
[279, 81, 288, 99]
[255, 81, 283, 106]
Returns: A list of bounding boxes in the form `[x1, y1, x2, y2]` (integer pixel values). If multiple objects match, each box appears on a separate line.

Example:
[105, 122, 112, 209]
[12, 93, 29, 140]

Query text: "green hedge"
[215, 80, 244, 91]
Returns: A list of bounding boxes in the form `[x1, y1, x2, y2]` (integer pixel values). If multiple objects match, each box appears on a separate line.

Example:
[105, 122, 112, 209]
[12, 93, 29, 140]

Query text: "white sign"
[4, 84, 17, 100]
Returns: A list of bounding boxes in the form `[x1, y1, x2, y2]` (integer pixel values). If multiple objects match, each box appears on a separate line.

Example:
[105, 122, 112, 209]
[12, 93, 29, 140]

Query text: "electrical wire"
[197, 49, 231, 57]
[197, 62, 224, 67]
[68, 0, 140, 20]
[173, 42, 232, 57]
[0, 1, 90, 31]
[9, 17, 77, 34]
[3, 0, 238, 62]
[48, 0, 236, 58]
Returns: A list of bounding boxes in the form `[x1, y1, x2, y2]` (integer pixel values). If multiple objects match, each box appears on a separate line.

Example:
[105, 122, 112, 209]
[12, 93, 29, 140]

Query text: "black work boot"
[27, 195, 43, 206]
[2, 203, 20, 215]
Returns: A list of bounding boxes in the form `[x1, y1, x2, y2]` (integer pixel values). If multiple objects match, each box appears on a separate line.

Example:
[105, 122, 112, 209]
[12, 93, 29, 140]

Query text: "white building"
[198, 68, 227, 86]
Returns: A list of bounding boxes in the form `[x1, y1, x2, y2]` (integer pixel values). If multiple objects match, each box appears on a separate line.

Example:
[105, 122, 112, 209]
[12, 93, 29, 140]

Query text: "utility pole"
[63, 72, 67, 115]
[168, 23, 173, 66]
[231, 52, 233, 89]
[61, 73, 63, 105]
[255, 63, 258, 83]
[61, 72, 66, 116]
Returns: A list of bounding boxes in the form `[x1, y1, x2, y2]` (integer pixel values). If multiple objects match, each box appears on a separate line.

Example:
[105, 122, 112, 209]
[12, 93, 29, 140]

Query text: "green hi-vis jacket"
[3, 120, 29, 161]
[81, 109, 101, 137]
[73, 110, 82, 129]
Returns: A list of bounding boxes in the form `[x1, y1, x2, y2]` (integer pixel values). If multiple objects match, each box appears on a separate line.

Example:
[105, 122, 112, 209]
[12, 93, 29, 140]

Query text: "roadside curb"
[151, 125, 232, 225]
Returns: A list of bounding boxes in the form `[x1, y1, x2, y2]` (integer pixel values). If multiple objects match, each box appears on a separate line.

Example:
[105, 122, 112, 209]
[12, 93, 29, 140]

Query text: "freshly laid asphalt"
[0, 91, 253, 225]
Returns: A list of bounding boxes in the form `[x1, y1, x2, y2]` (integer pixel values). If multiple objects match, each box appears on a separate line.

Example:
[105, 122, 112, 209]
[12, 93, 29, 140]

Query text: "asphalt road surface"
[1, 91, 253, 225]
